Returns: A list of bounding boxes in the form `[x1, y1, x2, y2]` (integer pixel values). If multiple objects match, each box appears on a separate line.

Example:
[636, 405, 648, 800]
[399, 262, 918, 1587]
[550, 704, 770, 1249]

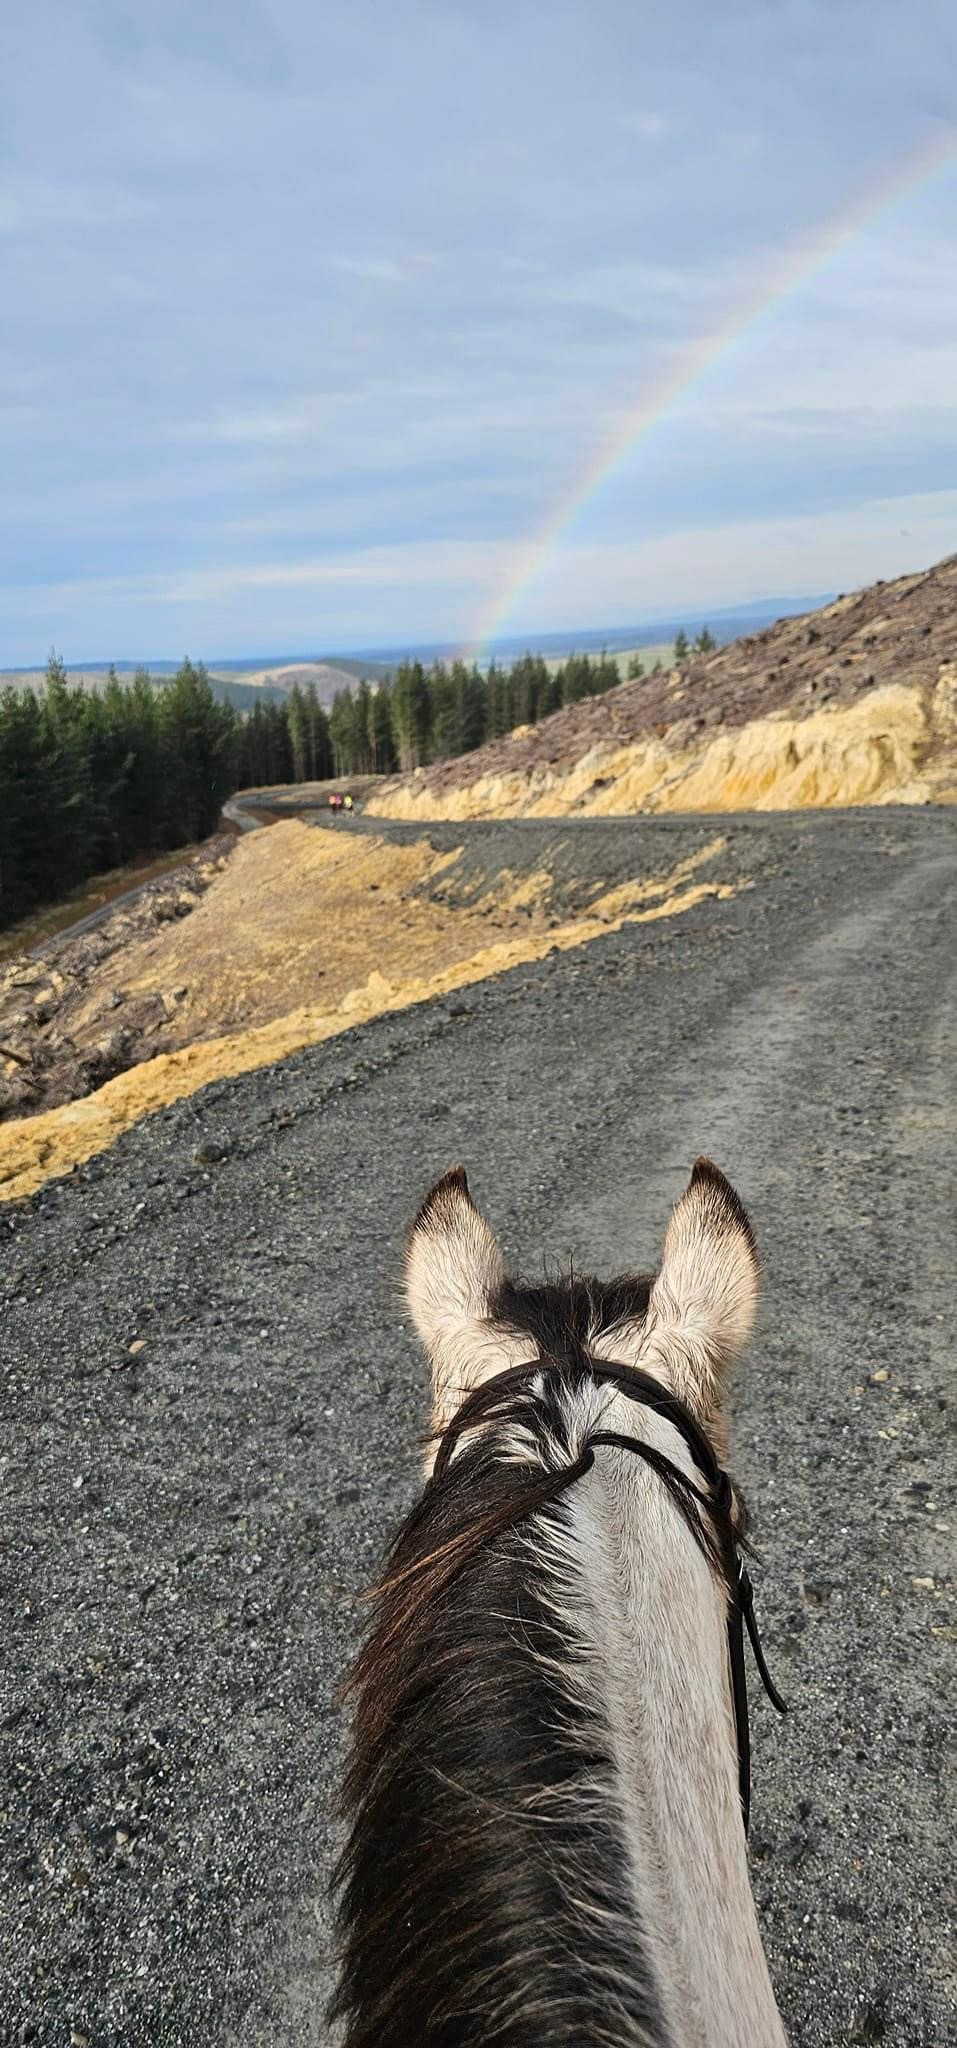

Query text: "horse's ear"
[406, 1168, 506, 1408]
[639, 1158, 759, 1415]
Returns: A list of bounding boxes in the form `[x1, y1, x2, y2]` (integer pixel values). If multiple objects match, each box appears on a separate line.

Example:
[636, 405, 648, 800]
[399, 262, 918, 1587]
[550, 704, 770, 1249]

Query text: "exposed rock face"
[367, 555, 957, 820]
[0, 841, 231, 1119]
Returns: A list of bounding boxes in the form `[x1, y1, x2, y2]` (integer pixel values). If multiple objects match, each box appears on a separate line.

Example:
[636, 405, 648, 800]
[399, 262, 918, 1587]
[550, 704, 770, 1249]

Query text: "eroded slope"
[368, 559, 957, 820]
[0, 820, 739, 1201]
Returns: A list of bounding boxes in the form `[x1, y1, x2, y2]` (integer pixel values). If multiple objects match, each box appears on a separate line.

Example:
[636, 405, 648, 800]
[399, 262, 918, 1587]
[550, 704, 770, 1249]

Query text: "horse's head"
[406, 1158, 760, 1454]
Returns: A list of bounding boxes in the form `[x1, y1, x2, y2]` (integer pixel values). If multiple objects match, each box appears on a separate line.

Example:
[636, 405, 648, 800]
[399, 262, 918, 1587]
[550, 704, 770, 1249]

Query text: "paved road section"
[2, 807, 954, 2047]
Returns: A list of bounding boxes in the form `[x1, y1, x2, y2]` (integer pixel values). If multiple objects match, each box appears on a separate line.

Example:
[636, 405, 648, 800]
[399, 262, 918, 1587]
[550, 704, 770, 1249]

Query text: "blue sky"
[2, 0, 956, 663]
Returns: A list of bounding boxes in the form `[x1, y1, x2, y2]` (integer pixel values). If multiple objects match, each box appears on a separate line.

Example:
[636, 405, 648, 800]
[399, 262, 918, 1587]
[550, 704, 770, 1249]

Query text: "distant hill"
[366, 556, 957, 820]
[0, 666, 302, 713]
[207, 658, 392, 708]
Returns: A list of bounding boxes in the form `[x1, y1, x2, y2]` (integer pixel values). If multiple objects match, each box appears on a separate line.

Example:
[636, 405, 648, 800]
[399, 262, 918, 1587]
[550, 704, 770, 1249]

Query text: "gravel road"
[2, 806, 954, 2048]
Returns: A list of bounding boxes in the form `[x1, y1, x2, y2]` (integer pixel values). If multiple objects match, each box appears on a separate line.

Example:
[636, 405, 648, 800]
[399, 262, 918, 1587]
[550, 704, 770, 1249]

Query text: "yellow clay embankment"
[0, 830, 735, 1203]
[368, 681, 957, 822]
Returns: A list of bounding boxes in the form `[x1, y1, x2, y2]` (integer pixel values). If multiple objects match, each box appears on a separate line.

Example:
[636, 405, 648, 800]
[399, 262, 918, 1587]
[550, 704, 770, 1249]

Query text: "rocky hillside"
[367, 555, 957, 819]
[0, 817, 739, 1197]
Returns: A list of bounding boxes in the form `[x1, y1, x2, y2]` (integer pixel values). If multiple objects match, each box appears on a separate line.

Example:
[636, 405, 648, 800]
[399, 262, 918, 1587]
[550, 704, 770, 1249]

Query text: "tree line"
[0, 627, 716, 930]
[239, 628, 716, 782]
[0, 657, 237, 931]
[225, 626, 717, 783]
[309, 647, 625, 780]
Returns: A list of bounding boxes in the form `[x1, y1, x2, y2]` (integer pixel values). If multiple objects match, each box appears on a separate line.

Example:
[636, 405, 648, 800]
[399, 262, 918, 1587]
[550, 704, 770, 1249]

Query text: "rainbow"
[469, 124, 957, 661]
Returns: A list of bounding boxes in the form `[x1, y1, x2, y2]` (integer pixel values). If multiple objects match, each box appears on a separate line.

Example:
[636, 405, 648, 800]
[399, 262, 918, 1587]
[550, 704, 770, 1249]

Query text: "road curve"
[1, 805, 954, 2047]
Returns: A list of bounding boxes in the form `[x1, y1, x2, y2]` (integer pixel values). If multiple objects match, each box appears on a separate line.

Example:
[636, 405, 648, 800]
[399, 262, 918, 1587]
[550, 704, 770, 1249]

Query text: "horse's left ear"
[406, 1167, 510, 1431]
[638, 1158, 760, 1415]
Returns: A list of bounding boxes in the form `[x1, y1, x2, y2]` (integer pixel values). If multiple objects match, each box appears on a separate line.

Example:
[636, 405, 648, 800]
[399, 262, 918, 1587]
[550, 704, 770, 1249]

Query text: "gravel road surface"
[2, 806, 954, 2048]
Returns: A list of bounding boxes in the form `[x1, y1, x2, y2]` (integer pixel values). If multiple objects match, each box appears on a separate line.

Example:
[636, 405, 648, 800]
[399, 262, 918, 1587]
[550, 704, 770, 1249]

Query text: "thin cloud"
[0, 179, 145, 233]
[186, 403, 323, 444]
[619, 112, 671, 142]
[331, 255, 407, 283]
[156, 539, 508, 604]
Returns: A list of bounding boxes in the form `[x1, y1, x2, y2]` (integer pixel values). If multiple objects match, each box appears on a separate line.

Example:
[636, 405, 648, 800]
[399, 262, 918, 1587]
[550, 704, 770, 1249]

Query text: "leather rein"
[432, 1354, 786, 1836]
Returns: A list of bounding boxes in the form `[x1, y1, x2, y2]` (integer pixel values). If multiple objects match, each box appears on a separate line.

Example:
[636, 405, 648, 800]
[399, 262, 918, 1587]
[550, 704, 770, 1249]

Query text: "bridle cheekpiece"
[432, 1353, 786, 1836]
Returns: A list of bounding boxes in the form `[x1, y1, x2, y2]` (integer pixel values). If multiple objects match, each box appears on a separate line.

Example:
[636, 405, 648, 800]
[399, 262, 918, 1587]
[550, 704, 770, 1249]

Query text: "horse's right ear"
[637, 1157, 760, 1419]
[406, 1167, 505, 1364]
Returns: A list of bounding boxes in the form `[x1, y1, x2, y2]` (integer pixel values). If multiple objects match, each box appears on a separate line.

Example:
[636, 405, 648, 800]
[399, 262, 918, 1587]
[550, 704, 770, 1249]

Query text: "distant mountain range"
[317, 594, 838, 672]
[0, 593, 836, 707]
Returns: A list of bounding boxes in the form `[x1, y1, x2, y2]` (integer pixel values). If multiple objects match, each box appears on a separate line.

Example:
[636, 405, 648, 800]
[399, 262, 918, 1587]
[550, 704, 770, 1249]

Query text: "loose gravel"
[1, 806, 954, 2048]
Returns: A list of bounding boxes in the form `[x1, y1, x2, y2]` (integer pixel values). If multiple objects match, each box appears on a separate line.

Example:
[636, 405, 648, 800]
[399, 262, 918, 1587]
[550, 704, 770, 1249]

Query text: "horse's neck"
[572, 1426, 787, 2048]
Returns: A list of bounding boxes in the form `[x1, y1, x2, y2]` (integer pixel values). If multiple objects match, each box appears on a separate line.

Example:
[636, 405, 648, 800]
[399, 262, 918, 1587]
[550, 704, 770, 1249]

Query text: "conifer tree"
[429, 662, 461, 760]
[354, 680, 374, 771]
[486, 663, 513, 738]
[41, 651, 97, 893]
[367, 683, 397, 773]
[159, 659, 238, 840]
[303, 683, 333, 780]
[287, 683, 309, 781]
[0, 686, 46, 924]
[390, 661, 431, 770]
[330, 688, 361, 774]
[457, 662, 488, 754]
[595, 650, 620, 693]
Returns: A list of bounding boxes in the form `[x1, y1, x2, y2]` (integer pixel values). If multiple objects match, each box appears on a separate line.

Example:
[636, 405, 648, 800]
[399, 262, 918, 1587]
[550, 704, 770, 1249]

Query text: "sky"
[2, 0, 956, 664]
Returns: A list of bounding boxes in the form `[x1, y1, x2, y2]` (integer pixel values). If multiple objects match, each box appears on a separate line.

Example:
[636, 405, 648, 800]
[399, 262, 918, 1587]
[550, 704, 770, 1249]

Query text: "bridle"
[432, 1354, 787, 1837]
